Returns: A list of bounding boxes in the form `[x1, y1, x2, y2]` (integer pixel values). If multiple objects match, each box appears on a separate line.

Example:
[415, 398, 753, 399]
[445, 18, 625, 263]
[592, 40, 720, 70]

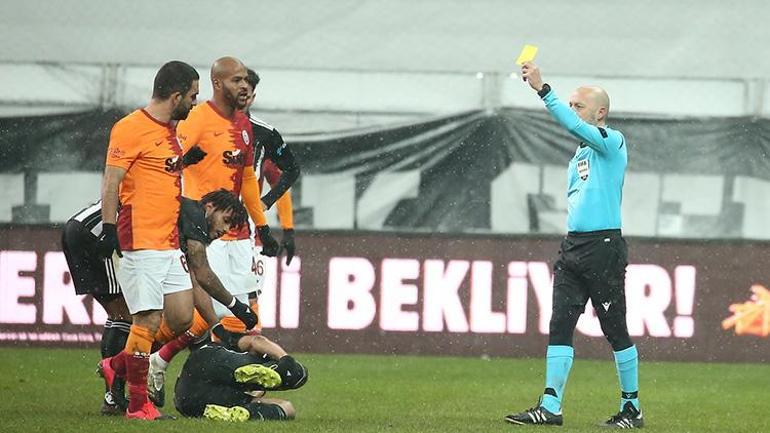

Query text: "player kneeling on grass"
[174, 342, 307, 422]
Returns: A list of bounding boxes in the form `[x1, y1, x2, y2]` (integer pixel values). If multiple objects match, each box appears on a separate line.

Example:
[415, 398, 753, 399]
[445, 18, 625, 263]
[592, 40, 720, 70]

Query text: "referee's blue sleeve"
[541, 89, 623, 153]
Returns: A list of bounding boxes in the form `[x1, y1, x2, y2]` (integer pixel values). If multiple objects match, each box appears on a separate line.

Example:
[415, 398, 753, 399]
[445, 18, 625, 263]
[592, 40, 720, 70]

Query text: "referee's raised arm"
[521, 62, 623, 154]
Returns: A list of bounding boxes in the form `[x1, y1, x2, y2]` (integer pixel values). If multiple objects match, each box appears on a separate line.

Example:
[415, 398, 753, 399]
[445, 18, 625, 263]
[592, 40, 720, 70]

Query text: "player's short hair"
[200, 189, 249, 230]
[152, 61, 200, 100]
[245, 68, 261, 91]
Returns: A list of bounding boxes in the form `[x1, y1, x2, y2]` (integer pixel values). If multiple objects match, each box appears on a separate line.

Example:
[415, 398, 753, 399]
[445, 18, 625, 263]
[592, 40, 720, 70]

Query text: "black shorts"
[175, 344, 275, 417]
[175, 382, 287, 420]
[552, 229, 628, 319]
[174, 380, 253, 417]
[61, 220, 120, 296]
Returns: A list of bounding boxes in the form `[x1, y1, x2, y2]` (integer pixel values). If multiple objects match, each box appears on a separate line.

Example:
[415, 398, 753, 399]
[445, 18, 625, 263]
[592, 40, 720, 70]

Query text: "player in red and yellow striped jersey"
[147, 57, 282, 404]
[174, 56, 280, 321]
[98, 61, 199, 421]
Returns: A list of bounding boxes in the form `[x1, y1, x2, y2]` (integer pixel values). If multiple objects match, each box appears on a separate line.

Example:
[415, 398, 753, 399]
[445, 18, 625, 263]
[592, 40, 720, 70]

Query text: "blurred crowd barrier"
[2, 108, 770, 239]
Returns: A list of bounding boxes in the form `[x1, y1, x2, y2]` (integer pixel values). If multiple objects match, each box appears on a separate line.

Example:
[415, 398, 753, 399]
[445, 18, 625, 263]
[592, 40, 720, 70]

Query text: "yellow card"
[515, 44, 539, 66]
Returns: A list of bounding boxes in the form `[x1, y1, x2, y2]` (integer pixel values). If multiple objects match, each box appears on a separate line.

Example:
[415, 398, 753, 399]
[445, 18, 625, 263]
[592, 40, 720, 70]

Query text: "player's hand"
[97, 223, 122, 258]
[182, 145, 207, 167]
[281, 229, 295, 265]
[229, 298, 259, 330]
[256, 225, 280, 257]
[521, 62, 544, 92]
[210, 323, 247, 349]
[276, 355, 307, 388]
[276, 355, 297, 373]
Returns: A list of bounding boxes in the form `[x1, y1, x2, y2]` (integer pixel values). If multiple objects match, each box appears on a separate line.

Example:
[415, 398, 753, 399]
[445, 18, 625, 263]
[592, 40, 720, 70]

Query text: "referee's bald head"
[581, 86, 610, 113]
[571, 86, 611, 126]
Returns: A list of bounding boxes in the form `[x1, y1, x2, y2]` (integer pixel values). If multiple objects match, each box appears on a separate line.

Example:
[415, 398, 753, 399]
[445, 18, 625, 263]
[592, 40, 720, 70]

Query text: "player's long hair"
[200, 189, 249, 230]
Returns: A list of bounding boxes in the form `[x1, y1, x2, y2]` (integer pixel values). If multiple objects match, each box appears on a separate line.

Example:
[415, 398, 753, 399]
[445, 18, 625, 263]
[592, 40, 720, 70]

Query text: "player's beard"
[229, 88, 249, 111]
[222, 87, 242, 111]
[171, 101, 192, 121]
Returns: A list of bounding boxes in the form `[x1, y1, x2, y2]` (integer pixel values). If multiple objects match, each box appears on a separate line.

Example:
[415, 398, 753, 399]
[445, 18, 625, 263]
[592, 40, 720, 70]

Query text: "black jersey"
[177, 197, 212, 254]
[68, 200, 105, 239]
[248, 115, 300, 208]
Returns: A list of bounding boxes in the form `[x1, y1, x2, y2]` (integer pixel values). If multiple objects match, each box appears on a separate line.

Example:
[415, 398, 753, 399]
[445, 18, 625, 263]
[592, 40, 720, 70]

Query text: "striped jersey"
[69, 200, 105, 238]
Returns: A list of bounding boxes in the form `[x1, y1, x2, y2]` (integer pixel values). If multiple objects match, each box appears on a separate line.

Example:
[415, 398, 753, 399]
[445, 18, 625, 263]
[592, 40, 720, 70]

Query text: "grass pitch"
[0, 348, 767, 432]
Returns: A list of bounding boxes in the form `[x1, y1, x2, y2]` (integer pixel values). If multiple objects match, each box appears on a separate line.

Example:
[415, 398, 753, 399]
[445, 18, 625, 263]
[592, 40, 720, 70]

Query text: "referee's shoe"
[599, 402, 644, 429]
[505, 401, 563, 426]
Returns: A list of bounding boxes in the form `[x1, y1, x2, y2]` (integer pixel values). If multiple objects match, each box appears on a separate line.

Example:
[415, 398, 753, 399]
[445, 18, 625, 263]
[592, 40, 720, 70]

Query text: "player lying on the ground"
[174, 342, 308, 422]
[148, 294, 298, 407]
[210, 312, 295, 364]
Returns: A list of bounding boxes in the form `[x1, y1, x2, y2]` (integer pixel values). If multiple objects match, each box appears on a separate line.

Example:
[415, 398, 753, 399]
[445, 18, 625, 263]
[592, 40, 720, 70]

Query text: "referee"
[505, 62, 642, 429]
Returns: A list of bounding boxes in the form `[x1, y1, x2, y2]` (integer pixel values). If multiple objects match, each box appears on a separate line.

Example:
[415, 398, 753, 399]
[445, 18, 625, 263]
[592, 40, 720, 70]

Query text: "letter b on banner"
[328, 257, 376, 329]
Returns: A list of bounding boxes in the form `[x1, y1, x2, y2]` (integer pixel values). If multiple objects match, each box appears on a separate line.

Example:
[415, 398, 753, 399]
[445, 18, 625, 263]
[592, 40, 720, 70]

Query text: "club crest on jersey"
[241, 130, 250, 145]
[222, 148, 245, 167]
[577, 159, 590, 181]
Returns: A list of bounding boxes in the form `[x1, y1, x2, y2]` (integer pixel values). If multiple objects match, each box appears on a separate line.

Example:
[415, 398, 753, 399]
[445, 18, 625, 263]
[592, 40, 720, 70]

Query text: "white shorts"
[212, 292, 250, 319]
[207, 239, 258, 296]
[252, 250, 268, 296]
[118, 249, 191, 315]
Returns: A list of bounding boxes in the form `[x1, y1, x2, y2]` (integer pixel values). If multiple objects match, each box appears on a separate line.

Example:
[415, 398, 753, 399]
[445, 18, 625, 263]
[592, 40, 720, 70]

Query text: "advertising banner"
[1, 226, 768, 362]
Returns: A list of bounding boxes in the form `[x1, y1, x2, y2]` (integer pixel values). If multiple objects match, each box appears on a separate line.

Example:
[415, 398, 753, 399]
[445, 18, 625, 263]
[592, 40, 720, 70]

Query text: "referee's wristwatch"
[537, 83, 551, 98]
